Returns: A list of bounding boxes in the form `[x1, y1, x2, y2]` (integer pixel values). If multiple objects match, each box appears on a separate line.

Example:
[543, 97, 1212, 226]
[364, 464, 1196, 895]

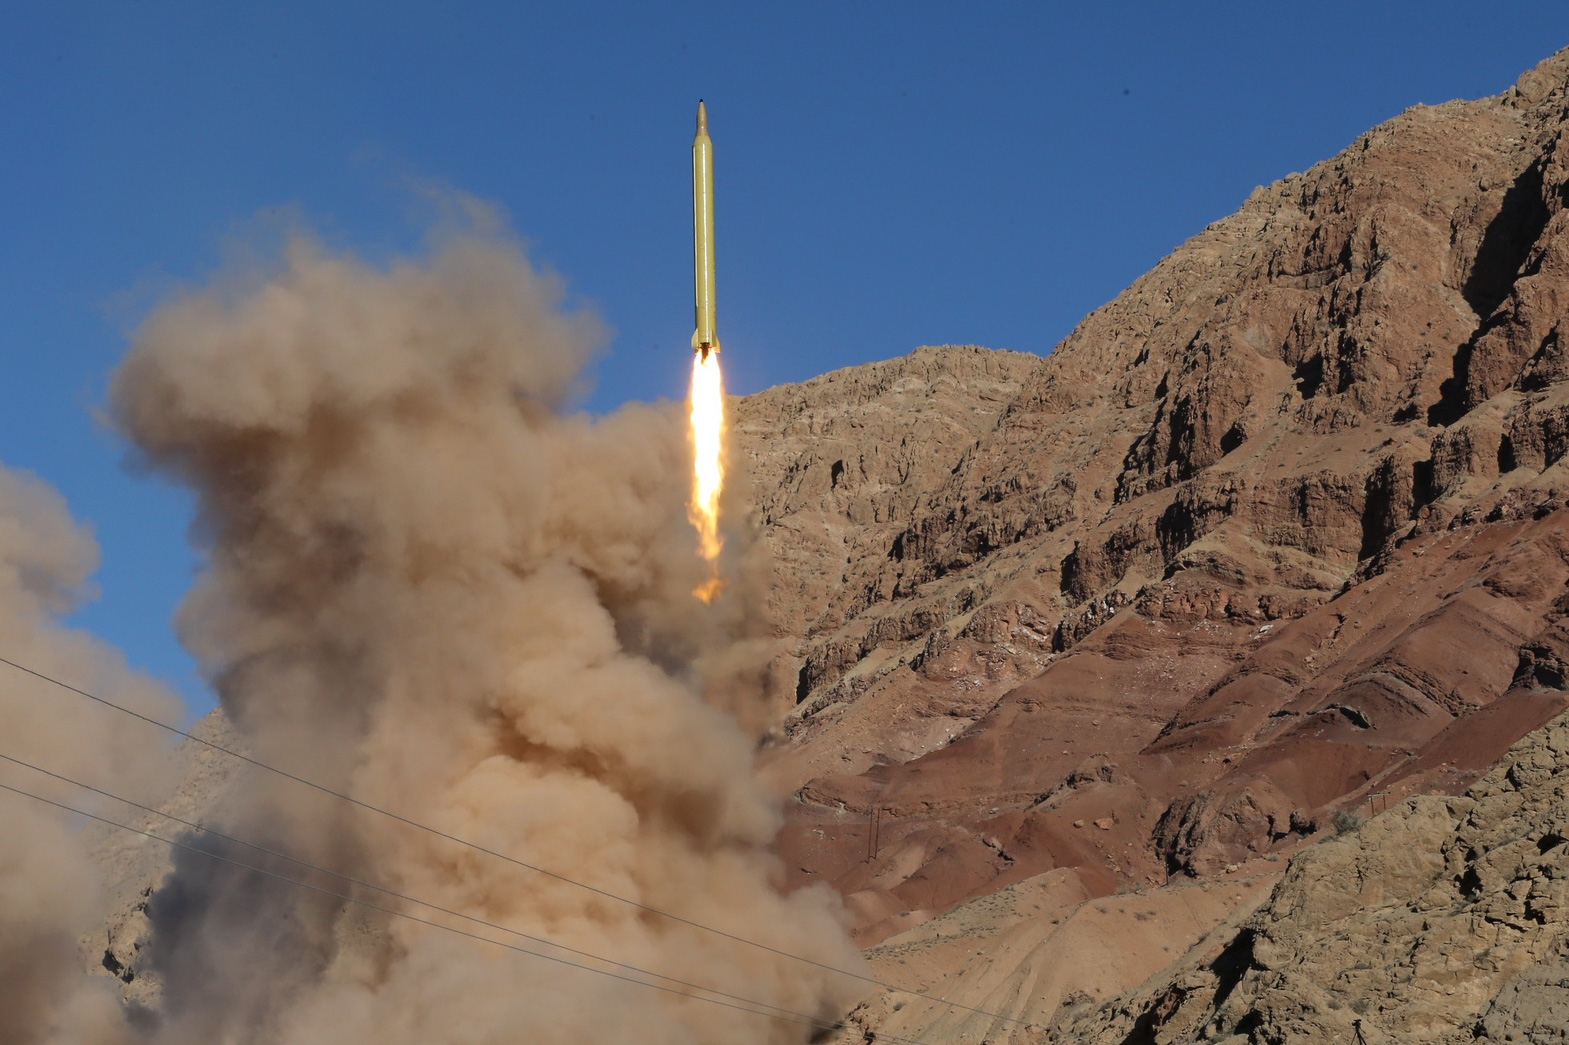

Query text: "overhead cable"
[0, 652, 1032, 1029]
[0, 778, 944, 1045]
[0, 749, 897, 1037]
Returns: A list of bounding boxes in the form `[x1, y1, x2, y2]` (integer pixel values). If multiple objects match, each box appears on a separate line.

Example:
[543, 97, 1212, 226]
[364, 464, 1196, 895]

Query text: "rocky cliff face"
[1058, 709, 1569, 1045]
[740, 48, 1569, 962]
[733, 344, 1046, 713]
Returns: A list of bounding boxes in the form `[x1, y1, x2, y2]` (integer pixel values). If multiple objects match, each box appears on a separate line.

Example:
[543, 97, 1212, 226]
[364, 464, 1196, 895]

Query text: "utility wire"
[0, 778, 939, 1045]
[0, 749, 916, 1040]
[0, 652, 1033, 1030]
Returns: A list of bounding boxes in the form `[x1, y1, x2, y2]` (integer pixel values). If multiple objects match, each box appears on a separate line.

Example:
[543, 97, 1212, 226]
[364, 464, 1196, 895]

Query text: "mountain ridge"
[741, 42, 1569, 1005]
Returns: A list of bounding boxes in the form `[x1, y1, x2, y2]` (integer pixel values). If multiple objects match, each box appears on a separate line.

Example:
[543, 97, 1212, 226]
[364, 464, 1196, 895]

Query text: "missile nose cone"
[697, 100, 707, 135]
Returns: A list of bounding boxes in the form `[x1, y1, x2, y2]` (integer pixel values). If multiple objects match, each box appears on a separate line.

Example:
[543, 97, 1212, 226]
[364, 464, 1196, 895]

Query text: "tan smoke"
[0, 466, 182, 1045]
[109, 214, 862, 1043]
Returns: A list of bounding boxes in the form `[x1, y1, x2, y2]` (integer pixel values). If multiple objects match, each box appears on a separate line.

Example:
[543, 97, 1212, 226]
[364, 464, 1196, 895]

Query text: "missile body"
[691, 100, 719, 360]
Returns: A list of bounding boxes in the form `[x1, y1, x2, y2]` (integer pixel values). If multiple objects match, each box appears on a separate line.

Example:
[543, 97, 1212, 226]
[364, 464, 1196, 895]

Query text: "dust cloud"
[100, 214, 862, 1043]
[0, 466, 182, 1044]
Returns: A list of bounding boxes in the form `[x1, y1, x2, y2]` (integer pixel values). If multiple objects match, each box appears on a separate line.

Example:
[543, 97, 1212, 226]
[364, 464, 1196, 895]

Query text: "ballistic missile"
[691, 100, 719, 360]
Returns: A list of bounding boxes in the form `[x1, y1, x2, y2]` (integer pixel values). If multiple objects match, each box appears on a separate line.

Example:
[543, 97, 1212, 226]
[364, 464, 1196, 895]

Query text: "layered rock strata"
[746, 48, 1569, 949]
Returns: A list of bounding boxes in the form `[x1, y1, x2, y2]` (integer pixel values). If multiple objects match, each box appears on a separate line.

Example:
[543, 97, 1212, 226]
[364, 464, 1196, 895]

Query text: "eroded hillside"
[1062, 710, 1569, 1045]
[741, 47, 1569, 966]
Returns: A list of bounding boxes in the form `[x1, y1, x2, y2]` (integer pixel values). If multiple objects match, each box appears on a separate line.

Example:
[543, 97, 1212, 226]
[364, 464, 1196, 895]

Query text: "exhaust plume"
[109, 214, 861, 1043]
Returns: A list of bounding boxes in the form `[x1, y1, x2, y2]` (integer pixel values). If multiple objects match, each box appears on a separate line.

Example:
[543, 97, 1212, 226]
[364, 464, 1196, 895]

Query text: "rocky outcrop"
[79, 711, 249, 1005]
[1059, 709, 1569, 1045]
[733, 344, 1045, 706]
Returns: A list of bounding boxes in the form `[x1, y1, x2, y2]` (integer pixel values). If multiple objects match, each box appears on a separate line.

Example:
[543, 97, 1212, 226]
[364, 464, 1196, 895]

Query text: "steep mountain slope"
[741, 46, 1569, 950]
[1060, 709, 1569, 1045]
[734, 344, 1047, 721]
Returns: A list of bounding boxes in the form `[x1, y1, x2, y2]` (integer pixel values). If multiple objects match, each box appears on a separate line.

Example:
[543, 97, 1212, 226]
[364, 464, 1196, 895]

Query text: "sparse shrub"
[1332, 808, 1363, 834]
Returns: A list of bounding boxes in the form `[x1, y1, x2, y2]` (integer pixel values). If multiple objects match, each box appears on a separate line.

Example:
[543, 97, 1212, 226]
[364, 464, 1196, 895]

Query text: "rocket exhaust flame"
[689, 350, 725, 602]
[689, 99, 725, 602]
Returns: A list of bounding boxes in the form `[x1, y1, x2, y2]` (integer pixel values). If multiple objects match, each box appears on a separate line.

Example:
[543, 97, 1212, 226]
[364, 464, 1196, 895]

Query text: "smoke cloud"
[103, 215, 861, 1043]
[0, 466, 181, 1044]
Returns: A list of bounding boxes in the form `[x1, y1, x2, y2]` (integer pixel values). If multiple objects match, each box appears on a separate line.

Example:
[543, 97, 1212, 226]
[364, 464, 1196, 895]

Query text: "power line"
[0, 777, 935, 1045]
[0, 751, 873, 1035]
[0, 652, 1032, 1030]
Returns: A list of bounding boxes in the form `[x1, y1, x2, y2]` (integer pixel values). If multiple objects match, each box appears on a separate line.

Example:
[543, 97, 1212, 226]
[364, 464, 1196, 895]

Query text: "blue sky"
[3, 0, 1566, 717]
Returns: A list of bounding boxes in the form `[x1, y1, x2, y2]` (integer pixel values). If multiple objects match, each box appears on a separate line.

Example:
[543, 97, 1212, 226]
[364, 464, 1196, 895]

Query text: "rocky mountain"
[744, 45, 1569, 956]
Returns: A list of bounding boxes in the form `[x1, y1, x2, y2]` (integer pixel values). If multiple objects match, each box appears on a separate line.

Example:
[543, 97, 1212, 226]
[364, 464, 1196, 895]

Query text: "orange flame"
[689, 351, 725, 602]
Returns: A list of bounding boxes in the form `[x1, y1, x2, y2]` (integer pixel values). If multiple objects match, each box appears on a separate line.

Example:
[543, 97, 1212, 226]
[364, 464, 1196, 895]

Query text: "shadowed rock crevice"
[1359, 455, 1416, 561]
[1118, 985, 1189, 1045]
[1464, 160, 1551, 321]
[1427, 334, 1477, 427]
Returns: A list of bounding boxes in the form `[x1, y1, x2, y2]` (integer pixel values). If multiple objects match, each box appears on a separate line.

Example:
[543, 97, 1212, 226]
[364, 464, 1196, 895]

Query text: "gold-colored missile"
[691, 100, 719, 360]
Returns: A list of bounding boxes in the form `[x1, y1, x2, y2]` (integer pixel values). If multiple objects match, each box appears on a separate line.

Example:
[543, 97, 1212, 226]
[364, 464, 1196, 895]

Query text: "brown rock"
[1060, 709, 1569, 1045]
[759, 46, 1569, 953]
